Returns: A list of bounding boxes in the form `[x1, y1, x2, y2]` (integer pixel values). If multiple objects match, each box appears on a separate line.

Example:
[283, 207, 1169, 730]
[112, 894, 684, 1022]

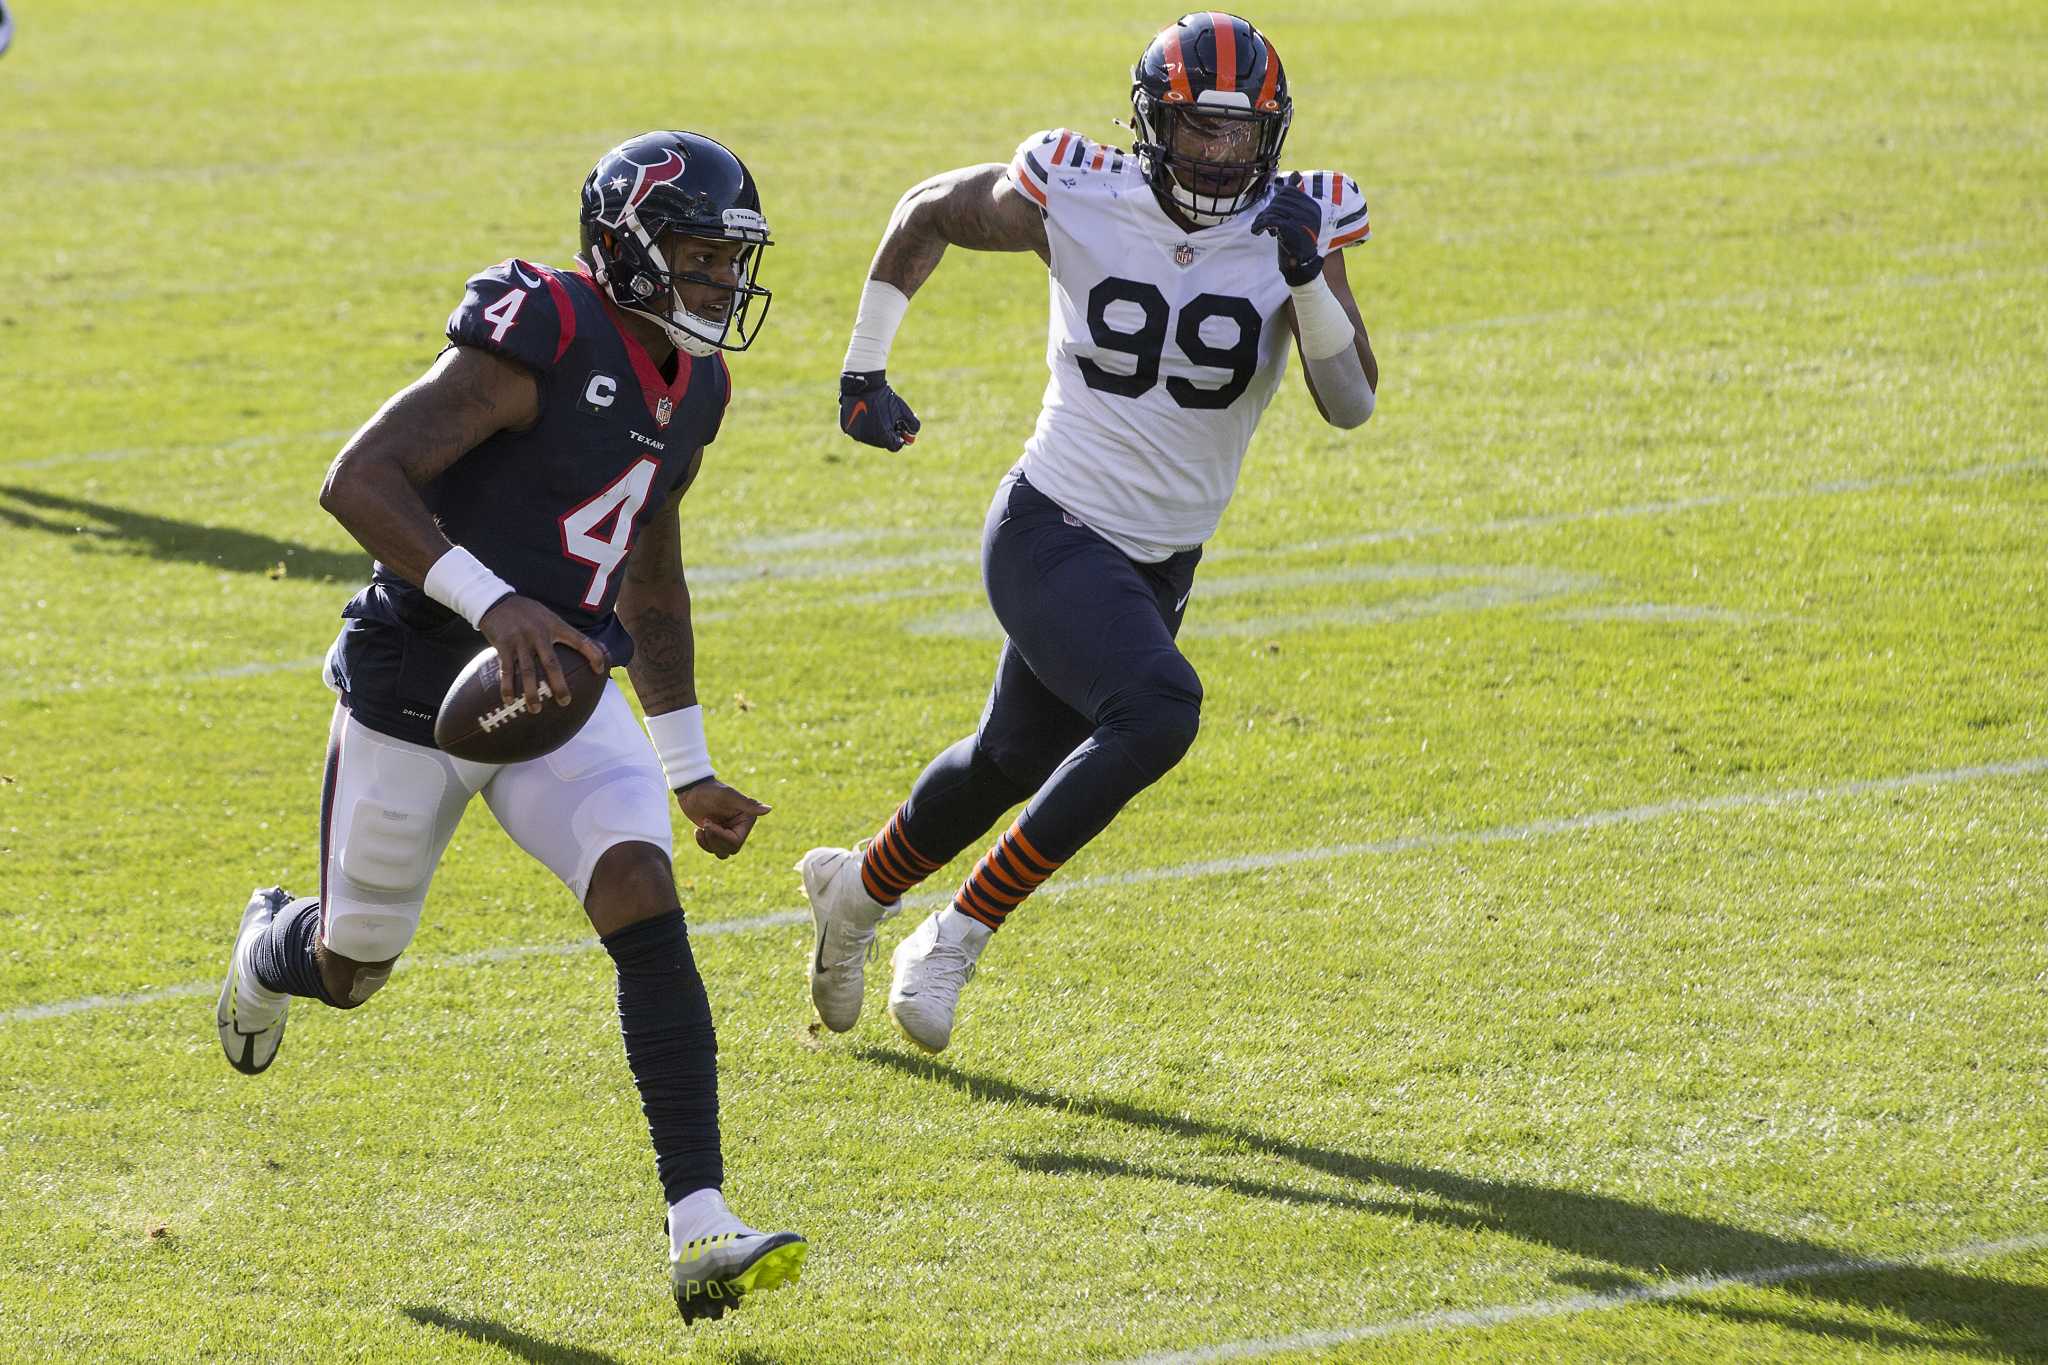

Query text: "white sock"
[235, 925, 286, 1015]
[668, 1188, 750, 1254]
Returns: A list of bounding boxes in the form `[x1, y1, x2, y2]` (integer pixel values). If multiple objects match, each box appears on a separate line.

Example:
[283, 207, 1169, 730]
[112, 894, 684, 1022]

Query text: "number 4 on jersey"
[480, 287, 527, 343]
[560, 457, 658, 608]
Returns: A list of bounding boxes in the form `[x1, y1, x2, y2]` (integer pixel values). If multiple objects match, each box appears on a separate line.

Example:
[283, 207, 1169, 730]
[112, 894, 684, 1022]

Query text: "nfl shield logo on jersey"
[655, 395, 674, 427]
[1173, 243, 1196, 269]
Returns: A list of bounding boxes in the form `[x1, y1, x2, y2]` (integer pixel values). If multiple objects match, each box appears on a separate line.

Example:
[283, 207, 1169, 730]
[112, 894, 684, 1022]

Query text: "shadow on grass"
[857, 1046, 2048, 1361]
[402, 1306, 626, 1365]
[0, 483, 366, 580]
[1008, 1150, 1394, 1216]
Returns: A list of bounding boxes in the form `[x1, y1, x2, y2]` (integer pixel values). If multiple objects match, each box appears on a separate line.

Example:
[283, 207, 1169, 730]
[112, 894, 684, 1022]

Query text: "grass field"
[4, 0, 2047, 1360]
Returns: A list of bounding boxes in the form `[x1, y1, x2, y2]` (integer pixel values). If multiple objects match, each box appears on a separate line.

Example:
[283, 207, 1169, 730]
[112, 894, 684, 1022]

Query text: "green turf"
[3, 0, 2045, 1360]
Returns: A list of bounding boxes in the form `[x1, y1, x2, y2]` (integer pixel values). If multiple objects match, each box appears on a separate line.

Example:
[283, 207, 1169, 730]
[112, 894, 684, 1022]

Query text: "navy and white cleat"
[670, 1227, 808, 1322]
[216, 886, 291, 1076]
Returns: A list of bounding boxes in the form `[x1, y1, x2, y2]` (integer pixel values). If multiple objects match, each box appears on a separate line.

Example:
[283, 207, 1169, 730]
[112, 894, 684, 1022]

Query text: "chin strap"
[591, 240, 728, 356]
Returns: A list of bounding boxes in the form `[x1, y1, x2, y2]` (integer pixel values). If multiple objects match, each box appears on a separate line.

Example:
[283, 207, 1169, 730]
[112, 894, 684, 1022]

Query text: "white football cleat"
[668, 1192, 807, 1323]
[798, 844, 900, 1032]
[887, 908, 992, 1054]
[216, 886, 292, 1076]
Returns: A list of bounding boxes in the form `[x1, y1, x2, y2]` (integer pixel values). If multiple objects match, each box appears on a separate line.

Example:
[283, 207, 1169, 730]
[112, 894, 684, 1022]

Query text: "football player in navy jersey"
[213, 131, 805, 1319]
[803, 14, 1377, 1053]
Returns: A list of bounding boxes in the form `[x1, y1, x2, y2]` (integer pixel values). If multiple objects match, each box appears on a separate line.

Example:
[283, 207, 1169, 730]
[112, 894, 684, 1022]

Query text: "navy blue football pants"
[896, 470, 1203, 876]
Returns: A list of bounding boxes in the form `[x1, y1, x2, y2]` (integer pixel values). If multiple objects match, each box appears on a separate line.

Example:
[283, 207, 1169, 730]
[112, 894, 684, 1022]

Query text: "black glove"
[838, 370, 921, 451]
[1250, 173, 1325, 287]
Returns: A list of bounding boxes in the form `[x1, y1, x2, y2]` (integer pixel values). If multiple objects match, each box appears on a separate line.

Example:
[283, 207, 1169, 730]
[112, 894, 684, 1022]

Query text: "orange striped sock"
[859, 805, 942, 905]
[951, 821, 1062, 931]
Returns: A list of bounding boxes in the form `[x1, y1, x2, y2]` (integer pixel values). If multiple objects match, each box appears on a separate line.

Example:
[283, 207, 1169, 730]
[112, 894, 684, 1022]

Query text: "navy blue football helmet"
[1131, 13, 1292, 225]
[579, 131, 772, 356]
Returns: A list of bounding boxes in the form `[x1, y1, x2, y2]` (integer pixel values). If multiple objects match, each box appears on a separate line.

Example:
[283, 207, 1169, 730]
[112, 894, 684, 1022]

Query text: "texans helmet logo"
[625, 150, 686, 212]
[593, 146, 689, 228]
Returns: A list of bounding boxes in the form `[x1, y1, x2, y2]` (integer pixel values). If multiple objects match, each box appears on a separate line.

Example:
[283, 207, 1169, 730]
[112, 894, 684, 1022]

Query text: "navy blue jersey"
[328, 259, 729, 747]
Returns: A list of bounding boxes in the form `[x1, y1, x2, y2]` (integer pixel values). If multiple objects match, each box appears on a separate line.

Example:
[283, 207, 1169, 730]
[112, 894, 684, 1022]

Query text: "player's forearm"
[618, 578, 699, 715]
[1291, 273, 1378, 429]
[848, 167, 1044, 378]
[842, 193, 949, 376]
[1302, 346, 1376, 429]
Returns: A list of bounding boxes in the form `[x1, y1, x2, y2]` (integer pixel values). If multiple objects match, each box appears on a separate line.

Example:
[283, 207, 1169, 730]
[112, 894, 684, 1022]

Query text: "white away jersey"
[1005, 128, 1369, 560]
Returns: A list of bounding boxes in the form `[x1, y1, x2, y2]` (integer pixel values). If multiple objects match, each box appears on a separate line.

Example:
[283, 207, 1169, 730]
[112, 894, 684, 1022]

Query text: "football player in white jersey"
[803, 12, 1377, 1052]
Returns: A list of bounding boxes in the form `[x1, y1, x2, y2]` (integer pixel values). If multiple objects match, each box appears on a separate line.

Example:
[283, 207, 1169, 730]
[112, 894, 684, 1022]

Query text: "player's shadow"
[857, 1047, 2048, 1361]
[1008, 1150, 1393, 1215]
[401, 1306, 626, 1365]
[0, 483, 367, 580]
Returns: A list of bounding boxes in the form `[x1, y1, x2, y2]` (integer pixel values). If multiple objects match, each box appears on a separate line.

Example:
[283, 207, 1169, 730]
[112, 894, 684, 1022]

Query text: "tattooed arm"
[839, 165, 1048, 450]
[866, 163, 1051, 288]
[318, 345, 541, 584]
[619, 451, 772, 856]
[617, 454, 704, 717]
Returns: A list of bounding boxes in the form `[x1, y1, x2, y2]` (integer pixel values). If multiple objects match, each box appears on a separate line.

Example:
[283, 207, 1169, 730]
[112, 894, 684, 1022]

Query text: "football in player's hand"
[433, 644, 605, 764]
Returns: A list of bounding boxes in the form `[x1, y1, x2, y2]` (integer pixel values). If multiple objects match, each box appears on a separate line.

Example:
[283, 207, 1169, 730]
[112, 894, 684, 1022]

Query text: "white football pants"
[316, 681, 674, 962]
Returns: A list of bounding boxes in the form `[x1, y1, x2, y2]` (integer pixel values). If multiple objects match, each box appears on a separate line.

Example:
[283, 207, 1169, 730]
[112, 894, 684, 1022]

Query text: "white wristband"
[842, 278, 911, 373]
[645, 704, 713, 790]
[422, 545, 516, 630]
[1289, 274, 1357, 361]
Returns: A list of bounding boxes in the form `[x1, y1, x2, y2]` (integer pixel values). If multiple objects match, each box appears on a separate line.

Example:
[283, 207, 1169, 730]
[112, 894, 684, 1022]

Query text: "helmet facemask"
[590, 209, 773, 357]
[1132, 91, 1290, 226]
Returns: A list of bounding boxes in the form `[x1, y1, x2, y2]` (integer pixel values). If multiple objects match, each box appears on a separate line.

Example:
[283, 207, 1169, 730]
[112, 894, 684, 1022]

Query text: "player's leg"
[801, 634, 1090, 1030]
[966, 471, 1203, 923]
[800, 478, 1096, 1032]
[889, 471, 1203, 1050]
[483, 683, 803, 1321]
[218, 703, 475, 1074]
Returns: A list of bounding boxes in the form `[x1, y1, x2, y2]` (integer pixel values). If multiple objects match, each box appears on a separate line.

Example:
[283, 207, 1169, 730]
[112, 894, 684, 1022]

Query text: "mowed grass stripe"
[5, 454, 2037, 703]
[6, 258, 2040, 472]
[1113, 1231, 2048, 1365]
[8, 754, 2039, 1027]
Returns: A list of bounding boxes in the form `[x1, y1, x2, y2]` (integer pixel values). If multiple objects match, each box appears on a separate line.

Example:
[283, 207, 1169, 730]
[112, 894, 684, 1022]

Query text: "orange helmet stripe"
[1256, 36, 1282, 109]
[1210, 13, 1237, 91]
[1162, 25, 1194, 101]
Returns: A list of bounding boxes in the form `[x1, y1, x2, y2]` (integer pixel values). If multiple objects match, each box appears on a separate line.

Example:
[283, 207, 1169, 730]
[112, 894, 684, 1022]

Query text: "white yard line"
[0, 910, 804, 1025]
[1109, 1231, 2048, 1364]
[5, 756, 2041, 1027]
